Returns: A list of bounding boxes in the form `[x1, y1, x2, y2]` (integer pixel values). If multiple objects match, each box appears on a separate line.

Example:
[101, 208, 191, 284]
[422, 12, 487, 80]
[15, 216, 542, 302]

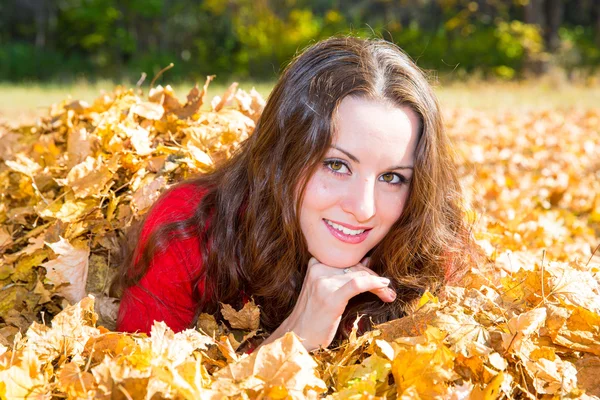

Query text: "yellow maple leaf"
[501, 307, 547, 354]
[335, 353, 391, 395]
[0, 347, 51, 399]
[64, 154, 118, 198]
[392, 327, 457, 399]
[120, 124, 154, 156]
[42, 237, 90, 304]
[211, 332, 327, 398]
[5, 152, 42, 176]
[150, 321, 214, 367]
[546, 304, 600, 356]
[57, 361, 96, 398]
[469, 372, 507, 400]
[130, 101, 165, 120]
[234, 87, 266, 122]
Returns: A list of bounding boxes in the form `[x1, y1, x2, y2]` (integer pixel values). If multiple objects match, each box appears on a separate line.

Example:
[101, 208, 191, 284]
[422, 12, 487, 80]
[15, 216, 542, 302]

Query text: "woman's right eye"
[323, 159, 350, 175]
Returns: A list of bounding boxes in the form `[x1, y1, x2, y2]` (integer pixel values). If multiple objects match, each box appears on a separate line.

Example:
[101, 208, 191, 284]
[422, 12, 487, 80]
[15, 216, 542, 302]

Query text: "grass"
[1, 77, 599, 124]
[434, 80, 600, 111]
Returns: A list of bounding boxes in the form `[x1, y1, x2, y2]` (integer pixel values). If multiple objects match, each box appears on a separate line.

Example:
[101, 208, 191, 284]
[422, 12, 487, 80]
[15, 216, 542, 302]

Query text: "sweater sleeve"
[116, 184, 206, 334]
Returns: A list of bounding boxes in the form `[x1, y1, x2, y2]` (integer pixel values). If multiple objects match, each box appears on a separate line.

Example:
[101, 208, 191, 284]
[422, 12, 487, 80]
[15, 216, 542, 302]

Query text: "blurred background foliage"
[0, 0, 599, 83]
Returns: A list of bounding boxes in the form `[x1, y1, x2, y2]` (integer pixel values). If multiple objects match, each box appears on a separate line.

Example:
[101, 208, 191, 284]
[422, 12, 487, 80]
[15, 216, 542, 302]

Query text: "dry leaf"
[1, 84, 599, 398]
[212, 82, 239, 112]
[574, 354, 600, 396]
[131, 175, 167, 214]
[58, 361, 96, 398]
[212, 332, 327, 398]
[131, 101, 165, 120]
[122, 124, 154, 156]
[67, 128, 97, 168]
[392, 327, 458, 398]
[42, 237, 90, 304]
[65, 155, 116, 198]
[221, 300, 260, 330]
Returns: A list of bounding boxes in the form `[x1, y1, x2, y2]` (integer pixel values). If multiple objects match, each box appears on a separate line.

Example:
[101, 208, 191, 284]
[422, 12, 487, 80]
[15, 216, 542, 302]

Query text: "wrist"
[263, 317, 315, 351]
[281, 318, 317, 351]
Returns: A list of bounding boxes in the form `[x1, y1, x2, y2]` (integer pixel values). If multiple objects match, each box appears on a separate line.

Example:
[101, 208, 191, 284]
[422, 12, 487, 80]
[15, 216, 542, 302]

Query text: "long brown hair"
[112, 36, 477, 339]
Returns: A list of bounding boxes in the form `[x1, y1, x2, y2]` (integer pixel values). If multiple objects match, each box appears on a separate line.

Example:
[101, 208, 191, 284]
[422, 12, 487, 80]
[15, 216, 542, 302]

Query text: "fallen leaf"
[574, 354, 600, 396]
[64, 155, 116, 198]
[131, 101, 165, 120]
[212, 82, 238, 112]
[67, 128, 97, 168]
[131, 175, 167, 214]
[58, 361, 96, 398]
[221, 300, 260, 331]
[42, 237, 90, 304]
[212, 332, 327, 398]
[392, 327, 458, 398]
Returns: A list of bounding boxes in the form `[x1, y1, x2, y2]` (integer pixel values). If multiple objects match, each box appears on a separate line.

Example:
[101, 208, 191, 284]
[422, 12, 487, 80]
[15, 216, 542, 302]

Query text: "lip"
[324, 219, 372, 230]
[323, 219, 371, 244]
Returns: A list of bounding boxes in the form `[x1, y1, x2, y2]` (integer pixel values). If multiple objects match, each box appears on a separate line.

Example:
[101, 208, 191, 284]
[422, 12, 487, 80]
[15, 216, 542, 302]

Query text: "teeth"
[325, 220, 365, 236]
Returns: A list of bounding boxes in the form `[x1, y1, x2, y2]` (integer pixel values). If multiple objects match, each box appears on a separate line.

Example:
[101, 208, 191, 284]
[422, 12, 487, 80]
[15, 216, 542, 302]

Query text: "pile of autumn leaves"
[0, 80, 599, 399]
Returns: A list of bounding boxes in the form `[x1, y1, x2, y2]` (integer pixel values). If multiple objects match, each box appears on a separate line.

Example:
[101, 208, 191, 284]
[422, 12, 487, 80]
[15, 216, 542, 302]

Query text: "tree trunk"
[524, 0, 546, 26]
[34, 0, 46, 48]
[595, 0, 600, 47]
[160, 0, 170, 52]
[544, 0, 563, 52]
[523, 0, 550, 75]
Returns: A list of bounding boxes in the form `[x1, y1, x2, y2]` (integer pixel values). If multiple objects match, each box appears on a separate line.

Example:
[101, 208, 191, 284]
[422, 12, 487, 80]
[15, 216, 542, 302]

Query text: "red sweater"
[117, 184, 207, 334]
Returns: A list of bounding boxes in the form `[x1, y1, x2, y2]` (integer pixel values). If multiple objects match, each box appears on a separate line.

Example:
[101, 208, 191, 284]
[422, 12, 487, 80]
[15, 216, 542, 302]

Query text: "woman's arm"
[116, 237, 202, 334]
[117, 184, 206, 334]
[259, 257, 396, 351]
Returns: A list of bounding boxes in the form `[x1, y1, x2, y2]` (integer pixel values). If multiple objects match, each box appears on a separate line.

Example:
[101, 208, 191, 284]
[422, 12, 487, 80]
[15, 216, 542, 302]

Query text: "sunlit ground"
[1, 78, 599, 125]
[0, 80, 274, 124]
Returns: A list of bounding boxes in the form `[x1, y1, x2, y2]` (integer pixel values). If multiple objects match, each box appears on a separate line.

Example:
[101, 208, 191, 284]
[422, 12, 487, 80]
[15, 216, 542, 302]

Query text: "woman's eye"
[330, 161, 343, 171]
[324, 160, 350, 174]
[379, 173, 406, 185]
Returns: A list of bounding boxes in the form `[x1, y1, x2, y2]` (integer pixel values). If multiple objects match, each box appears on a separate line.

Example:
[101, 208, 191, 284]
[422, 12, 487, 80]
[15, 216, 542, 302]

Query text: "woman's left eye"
[379, 173, 406, 185]
[324, 160, 350, 174]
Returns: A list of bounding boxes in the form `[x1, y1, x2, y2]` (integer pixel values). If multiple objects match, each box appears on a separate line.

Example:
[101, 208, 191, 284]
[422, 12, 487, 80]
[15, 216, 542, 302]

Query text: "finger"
[370, 286, 396, 302]
[319, 270, 375, 293]
[340, 267, 395, 301]
[336, 274, 396, 303]
[347, 263, 379, 277]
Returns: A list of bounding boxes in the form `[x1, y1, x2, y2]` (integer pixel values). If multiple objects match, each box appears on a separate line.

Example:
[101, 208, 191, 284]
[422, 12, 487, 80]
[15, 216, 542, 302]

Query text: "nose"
[340, 177, 376, 222]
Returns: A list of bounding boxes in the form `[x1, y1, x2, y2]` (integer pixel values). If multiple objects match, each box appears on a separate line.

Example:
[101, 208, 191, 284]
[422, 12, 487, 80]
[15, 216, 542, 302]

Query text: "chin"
[311, 251, 364, 269]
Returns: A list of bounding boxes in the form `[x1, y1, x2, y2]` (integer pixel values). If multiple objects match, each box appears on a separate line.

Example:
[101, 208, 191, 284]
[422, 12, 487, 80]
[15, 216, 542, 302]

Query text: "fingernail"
[379, 277, 390, 285]
[388, 288, 396, 299]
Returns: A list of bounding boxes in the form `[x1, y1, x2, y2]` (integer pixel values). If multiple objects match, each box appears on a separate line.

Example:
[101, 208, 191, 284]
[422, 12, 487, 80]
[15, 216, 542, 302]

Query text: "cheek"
[301, 171, 342, 214]
[377, 189, 410, 227]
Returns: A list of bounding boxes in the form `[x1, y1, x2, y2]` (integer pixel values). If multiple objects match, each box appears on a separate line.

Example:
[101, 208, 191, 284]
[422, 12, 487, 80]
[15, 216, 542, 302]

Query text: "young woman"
[112, 36, 475, 351]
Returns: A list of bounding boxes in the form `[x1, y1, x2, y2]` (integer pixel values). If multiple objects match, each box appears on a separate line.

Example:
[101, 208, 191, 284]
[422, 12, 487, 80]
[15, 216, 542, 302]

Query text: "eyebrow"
[331, 145, 414, 170]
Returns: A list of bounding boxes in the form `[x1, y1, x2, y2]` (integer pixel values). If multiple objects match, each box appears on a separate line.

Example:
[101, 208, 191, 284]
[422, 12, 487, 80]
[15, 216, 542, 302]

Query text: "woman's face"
[299, 96, 420, 268]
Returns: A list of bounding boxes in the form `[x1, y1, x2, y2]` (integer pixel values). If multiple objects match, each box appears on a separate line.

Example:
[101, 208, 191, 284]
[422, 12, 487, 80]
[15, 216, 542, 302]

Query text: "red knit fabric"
[116, 184, 207, 334]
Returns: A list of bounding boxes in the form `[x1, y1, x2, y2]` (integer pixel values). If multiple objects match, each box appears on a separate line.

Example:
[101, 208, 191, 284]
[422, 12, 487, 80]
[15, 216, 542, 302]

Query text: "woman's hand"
[261, 257, 396, 351]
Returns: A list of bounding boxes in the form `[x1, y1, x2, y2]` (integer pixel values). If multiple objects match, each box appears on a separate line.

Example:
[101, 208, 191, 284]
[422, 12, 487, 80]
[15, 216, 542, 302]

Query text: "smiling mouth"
[323, 219, 372, 244]
[324, 219, 367, 235]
